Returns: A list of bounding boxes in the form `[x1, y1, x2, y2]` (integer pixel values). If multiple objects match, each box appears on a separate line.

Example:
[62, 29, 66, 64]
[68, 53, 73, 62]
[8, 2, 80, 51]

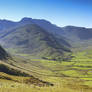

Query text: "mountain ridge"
[0, 24, 71, 60]
[0, 17, 92, 60]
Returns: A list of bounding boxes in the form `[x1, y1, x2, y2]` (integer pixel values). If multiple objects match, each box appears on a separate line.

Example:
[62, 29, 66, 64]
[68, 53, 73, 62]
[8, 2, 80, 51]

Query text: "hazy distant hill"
[62, 26, 92, 40]
[0, 19, 17, 31]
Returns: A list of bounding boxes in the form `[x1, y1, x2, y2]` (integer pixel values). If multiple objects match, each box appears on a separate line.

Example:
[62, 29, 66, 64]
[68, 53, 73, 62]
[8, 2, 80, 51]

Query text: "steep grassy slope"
[0, 62, 30, 77]
[0, 64, 53, 87]
[0, 45, 53, 87]
[1, 24, 71, 60]
[0, 45, 9, 60]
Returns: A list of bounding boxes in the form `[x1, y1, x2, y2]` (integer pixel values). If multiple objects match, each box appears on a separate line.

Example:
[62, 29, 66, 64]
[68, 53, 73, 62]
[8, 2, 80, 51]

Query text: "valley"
[0, 18, 92, 92]
[0, 46, 92, 92]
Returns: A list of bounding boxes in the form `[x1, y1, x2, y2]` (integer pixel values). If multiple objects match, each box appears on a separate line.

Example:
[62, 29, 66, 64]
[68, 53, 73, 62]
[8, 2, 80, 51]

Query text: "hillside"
[0, 24, 71, 60]
[0, 46, 53, 87]
[0, 45, 9, 60]
[21, 17, 65, 35]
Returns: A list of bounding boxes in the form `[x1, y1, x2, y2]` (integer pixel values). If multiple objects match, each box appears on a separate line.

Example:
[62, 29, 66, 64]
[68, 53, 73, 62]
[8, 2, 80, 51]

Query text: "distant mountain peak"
[64, 25, 86, 29]
[19, 17, 34, 25]
[20, 17, 32, 22]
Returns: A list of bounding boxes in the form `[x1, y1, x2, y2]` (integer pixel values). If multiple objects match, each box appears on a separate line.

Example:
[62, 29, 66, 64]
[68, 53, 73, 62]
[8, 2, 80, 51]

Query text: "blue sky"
[0, 0, 92, 27]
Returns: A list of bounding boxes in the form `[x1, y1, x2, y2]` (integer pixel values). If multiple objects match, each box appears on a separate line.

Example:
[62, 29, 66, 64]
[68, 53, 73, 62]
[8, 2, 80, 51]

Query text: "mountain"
[0, 17, 92, 40]
[62, 26, 92, 40]
[0, 24, 71, 60]
[0, 19, 17, 31]
[0, 17, 64, 38]
[18, 18, 92, 43]
[0, 18, 66, 45]
[1, 17, 92, 59]
[61, 26, 92, 48]
[0, 17, 92, 48]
